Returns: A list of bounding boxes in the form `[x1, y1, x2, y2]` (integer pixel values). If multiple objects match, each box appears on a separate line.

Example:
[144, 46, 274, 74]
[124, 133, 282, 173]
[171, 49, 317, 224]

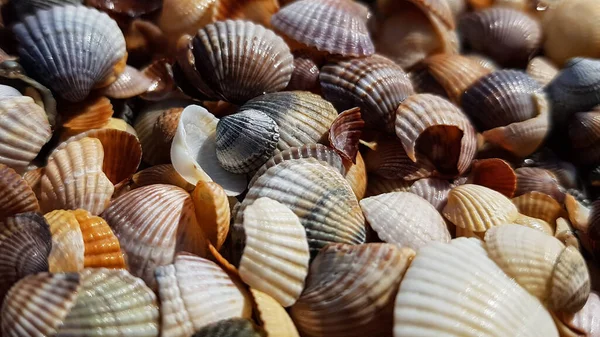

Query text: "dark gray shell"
[216, 110, 280, 174]
[192, 318, 266, 337]
[461, 69, 542, 131]
[12, 5, 126, 102]
[13, 0, 83, 18]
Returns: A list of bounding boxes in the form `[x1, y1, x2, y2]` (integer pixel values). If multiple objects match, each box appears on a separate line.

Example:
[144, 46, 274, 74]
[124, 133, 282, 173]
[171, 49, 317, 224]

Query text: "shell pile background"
[1, 0, 600, 336]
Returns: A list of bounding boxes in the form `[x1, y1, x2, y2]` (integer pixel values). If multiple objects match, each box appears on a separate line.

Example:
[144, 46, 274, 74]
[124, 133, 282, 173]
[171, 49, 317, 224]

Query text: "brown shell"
[0, 164, 40, 220]
[328, 108, 364, 163]
[61, 96, 113, 136]
[515, 167, 565, 202]
[364, 137, 435, 181]
[23, 167, 43, 200]
[214, 0, 279, 28]
[569, 109, 600, 165]
[286, 54, 321, 92]
[131, 164, 195, 191]
[140, 59, 180, 101]
[158, 0, 217, 48]
[86, 0, 162, 16]
[469, 158, 517, 198]
[365, 175, 412, 197]
[409, 178, 452, 211]
[512, 191, 566, 226]
[344, 152, 368, 200]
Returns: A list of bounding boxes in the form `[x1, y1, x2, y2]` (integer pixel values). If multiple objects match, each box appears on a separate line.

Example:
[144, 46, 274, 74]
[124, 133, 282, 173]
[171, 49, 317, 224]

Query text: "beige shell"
[191, 181, 230, 250]
[251, 289, 300, 337]
[239, 197, 309, 307]
[344, 152, 368, 200]
[443, 184, 519, 232]
[565, 193, 591, 233]
[155, 253, 252, 337]
[158, 0, 217, 48]
[130, 164, 195, 191]
[44, 210, 85, 273]
[512, 191, 565, 226]
[40, 137, 114, 215]
[527, 57, 559, 86]
[394, 237, 558, 337]
[102, 65, 154, 99]
[555, 217, 580, 249]
[513, 213, 554, 236]
[0, 164, 40, 220]
[360, 192, 450, 250]
[291, 243, 415, 337]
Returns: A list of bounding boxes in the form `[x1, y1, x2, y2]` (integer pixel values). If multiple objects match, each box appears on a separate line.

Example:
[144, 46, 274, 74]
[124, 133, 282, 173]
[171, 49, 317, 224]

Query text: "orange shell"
[192, 181, 231, 250]
[72, 209, 126, 269]
[469, 158, 517, 198]
[61, 96, 113, 137]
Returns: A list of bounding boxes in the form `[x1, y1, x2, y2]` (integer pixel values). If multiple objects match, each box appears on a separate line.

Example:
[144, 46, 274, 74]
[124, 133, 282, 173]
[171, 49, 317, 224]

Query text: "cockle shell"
[291, 243, 415, 337]
[155, 253, 252, 337]
[343, 152, 367, 200]
[192, 318, 266, 337]
[13, 5, 127, 102]
[286, 54, 320, 91]
[469, 158, 517, 198]
[320, 54, 414, 132]
[512, 191, 565, 225]
[485, 224, 590, 313]
[158, 0, 217, 48]
[191, 181, 230, 250]
[61, 96, 114, 137]
[515, 167, 565, 201]
[72, 209, 126, 269]
[44, 210, 84, 273]
[556, 292, 600, 337]
[141, 59, 180, 101]
[365, 175, 412, 197]
[443, 184, 519, 232]
[0, 164, 40, 220]
[102, 184, 207, 289]
[271, 0, 375, 57]
[239, 197, 310, 307]
[129, 164, 195, 192]
[364, 137, 435, 181]
[41, 137, 114, 215]
[214, 0, 280, 28]
[513, 213, 555, 236]
[527, 56, 559, 86]
[12, 0, 83, 17]
[569, 109, 600, 165]
[251, 289, 300, 337]
[409, 177, 452, 211]
[102, 65, 154, 99]
[328, 108, 365, 163]
[565, 193, 591, 233]
[177, 20, 293, 104]
[360, 192, 450, 250]
[393, 238, 558, 337]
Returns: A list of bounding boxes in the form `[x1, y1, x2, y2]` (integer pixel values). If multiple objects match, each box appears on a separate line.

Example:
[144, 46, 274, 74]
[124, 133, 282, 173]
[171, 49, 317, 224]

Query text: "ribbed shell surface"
[0, 164, 40, 219]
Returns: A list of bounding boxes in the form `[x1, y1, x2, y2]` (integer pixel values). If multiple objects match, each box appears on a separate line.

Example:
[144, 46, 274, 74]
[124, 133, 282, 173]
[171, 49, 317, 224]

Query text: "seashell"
[527, 57, 559, 86]
[365, 175, 412, 197]
[251, 289, 300, 337]
[555, 217, 580, 249]
[409, 177, 452, 211]
[0, 85, 22, 99]
[191, 181, 230, 250]
[216, 110, 280, 174]
[320, 54, 414, 132]
[394, 237, 559, 337]
[23, 167, 43, 200]
[171, 105, 247, 196]
[12, 0, 83, 18]
[141, 59, 180, 101]
[408, 66, 450, 98]
[447, 0, 466, 17]
[364, 137, 435, 181]
[569, 109, 600, 165]
[61, 96, 114, 137]
[41, 137, 114, 215]
[271, 0, 374, 57]
[360, 192, 450, 250]
[343, 151, 367, 200]
[443, 184, 519, 232]
[176, 20, 293, 104]
[465, 53, 499, 71]
[469, 158, 517, 198]
[513, 213, 555, 235]
[155, 253, 252, 337]
[44, 210, 85, 273]
[101, 65, 154, 99]
[291, 243, 415, 337]
[395, 94, 477, 177]
[130, 164, 195, 192]
[192, 318, 266, 337]
[286, 54, 321, 92]
[71, 209, 126, 269]
[214, 0, 279, 28]
[86, 0, 162, 16]
[239, 197, 310, 307]
[13, 5, 127, 102]
[100, 117, 137, 135]
[515, 167, 565, 202]
[102, 184, 207, 289]
[565, 194, 591, 233]
[328, 107, 364, 163]
[0, 95, 52, 171]
[485, 224, 590, 313]
[512, 191, 565, 226]
[235, 159, 366, 258]
[458, 8, 542, 66]
[523, 149, 579, 189]
[0, 213, 51, 304]
[158, 0, 217, 48]
[557, 292, 600, 337]
[0, 164, 40, 220]
[239, 91, 338, 152]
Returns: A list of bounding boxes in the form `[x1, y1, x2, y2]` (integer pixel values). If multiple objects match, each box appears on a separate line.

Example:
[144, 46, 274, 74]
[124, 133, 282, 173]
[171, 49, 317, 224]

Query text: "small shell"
[394, 238, 559, 337]
[214, 0, 279, 28]
[513, 213, 555, 236]
[365, 175, 412, 197]
[286, 54, 320, 91]
[102, 184, 207, 289]
[101, 65, 154, 99]
[192, 318, 266, 337]
[364, 137, 435, 181]
[343, 152, 368, 200]
[216, 110, 280, 174]
[320, 54, 414, 132]
[395, 94, 477, 177]
[512, 191, 565, 225]
[328, 107, 364, 163]
[251, 289, 300, 337]
[557, 292, 600, 337]
[72, 209, 126, 269]
[469, 158, 517, 198]
[409, 177, 452, 211]
[271, 0, 375, 57]
[565, 194, 591, 233]
[0, 164, 40, 220]
[291, 243, 415, 337]
[129, 164, 196, 192]
[239, 197, 310, 307]
[515, 167, 565, 202]
[177, 20, 293, 104]
[61, 96, 114, 136]
[569, 109, 600, 165]
[13, 5, 126, 102]
[44, 210, 85, 273]
[443, 184, 519, 232]
[191, 181, 230, 250]
[158, 0, 217, 48]
[141, 59, 179, 101]
[459, 8, 542, 66]
[155, 253, 252, 337]
[527, 57, 559, 86]
[41, 138, 114, 215]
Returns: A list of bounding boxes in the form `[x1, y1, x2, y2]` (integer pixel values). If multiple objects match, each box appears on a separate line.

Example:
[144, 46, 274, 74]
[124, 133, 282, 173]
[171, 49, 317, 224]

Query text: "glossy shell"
[409, 177, 452, 211]
[191, 181, 230, 250]
[364, 137, 435, 181]
[102, 65, 154, 99]
[251, 289, 300, 337]
[515, 167, 564, 201]
[0, 164, 40, 220]
[469, 158, 517, 198]
[44, 210, 85, 273]
[158, 0, 217, 47]
[328, 107, 365, 163]
[512, 191, 565, 226]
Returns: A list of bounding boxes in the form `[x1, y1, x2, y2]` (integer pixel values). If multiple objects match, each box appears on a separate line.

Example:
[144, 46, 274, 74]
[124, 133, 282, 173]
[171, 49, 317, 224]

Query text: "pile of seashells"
[1, 0, 600, 336]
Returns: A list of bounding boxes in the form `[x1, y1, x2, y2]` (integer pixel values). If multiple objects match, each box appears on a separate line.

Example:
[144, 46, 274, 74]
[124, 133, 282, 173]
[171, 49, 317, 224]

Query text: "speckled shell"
[216, 110, 280, 174]
[158, 0, 217, 47]
[44, 210, 84, 273]
[102, 65, 154, 99]
[527, 57, 559, 87]
[177, 20, 293, 104]
[0, 164, 40, 220]
[409, 177, 452, 211]
[271, 0, 375, 57]
[191, 181, 230, 250]
[393, 238, 558, 337]
[515, 167, 565, 201]
[192, 318, 266, 337]
[239, 91, 338, 152]
[291, 243, 415, 337]
[360, 192, 450, 250]
[102, 184, 207, 289]
[155, 253, 252, 337]
[443, 184, 519, 232]
[13, 6, 126, 102]
[239, 197, 309, 307]
[251, 289, 300, 337]
[41, 138, 114, 215]
[557, 292, 600, 337]
[512, 191, 565, 225]
[569, 109, 600, 165]
[320, 55, 414, 132]
[469, 158, 517, 198]
[364, 137, 435, 181]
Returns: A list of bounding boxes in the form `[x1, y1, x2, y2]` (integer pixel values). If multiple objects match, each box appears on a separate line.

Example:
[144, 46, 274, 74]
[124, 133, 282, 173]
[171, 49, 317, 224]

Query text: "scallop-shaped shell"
[550, 245, 591, 313]
[513, 191, 565, 225]
[515, 167, 565, 201]
[328, 107, 365, 163]
[344, 152, 367, 200]
[513, 213, 554, 236]
[239, 91, 338, 152]
[72, 209, 126, 269]
[216, 110, 280, 174]
[459, 8, 541, 66]
[251, 289, 300, 337]
[320, 54, 414, 132]
[41, 137, 114, 215]
[365, 175, 412, 197]
[364, 137, 435, 181]
[102, 184, 207, 289]
[102, 65, 154, 99]
[177, 20, 293, 104]
[191, 181, 230, 250]
[12, 0, 83, 17]
[0, 164, 39, 220]
[44, 210, 84, 273]
[192, 318, 266, 337]
[443, 184, 519, 232]
[286, 54, 320, 91]
[155, 253, 252, 337]
[61, 96, 114, 136]
[527, 57, 559, 87]
[569, 109, 600, 165]
[360, 192, 450, 250]
[271, 0, 374, 57]
[13, 5, 126, 102]
[0, 95, 51, 171]
[158, 0, 217, 47]
[395, 93, 477, 176]
[469, 158, 517, 198]
[409, 177, 452, 211]
[393, 237, 559, 337]
[214, 0, 280, 27]
[239, 197, 310, 307]
[557, 292, 600, 337]
[130, 164, 195, 191]
[141, 59, 179, 101]
[0, 213, 51, 304]
[291, 243, 415, 337]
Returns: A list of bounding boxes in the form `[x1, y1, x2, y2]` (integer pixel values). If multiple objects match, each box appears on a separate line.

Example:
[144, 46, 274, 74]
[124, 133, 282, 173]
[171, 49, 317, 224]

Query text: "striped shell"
[192, 318, 265, 337]
[515, 167, 565, 201]
[102, 65, 154, 99]
[569, 109, 600, 165]
[365, 175, 412, 197]
[71, 209, 126, 269]
[512, 191, 565, 225]
[527, 57, 559, 87]
[251, 289, 300, 337]
[556, 292, 600, 337]
[158, 0, 217, 48]
[364, 137, 435, 181]
[61, 96, 114, 137]
[0, 164, 40, 220]
[286, 54, 320, 91]
[469, 158, 517, 198]
[409, 177, 452, 211]
[328, 107, 364, 164]
[44, 210, 84, 273]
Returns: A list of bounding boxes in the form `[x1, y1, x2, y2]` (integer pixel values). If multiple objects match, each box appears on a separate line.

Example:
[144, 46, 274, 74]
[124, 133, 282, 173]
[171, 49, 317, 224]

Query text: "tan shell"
[192, 181, 230, 250]
[214, 0, 279, 28]
[364, 137, 435, 181]
[565, 193, 591, 233]
[469, 158, 517, 198]
[555, 217, 581, 249]
[44, 210, 85, 273]
[344, 152, 368, 200]
[61, 96, 113, 137]
[551, 245, 592, 313]
[513, 213, 554, 236]
[443, 184, 519, 232]
[158, 0, 217, 48]
[130, 164, 195, 192]
[101, 65, 153, 99]
[0, 164, 40, 220]
[527, 57, 559, 86]
[512, 191, 565, 225]
[251, 289, 300, 337]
